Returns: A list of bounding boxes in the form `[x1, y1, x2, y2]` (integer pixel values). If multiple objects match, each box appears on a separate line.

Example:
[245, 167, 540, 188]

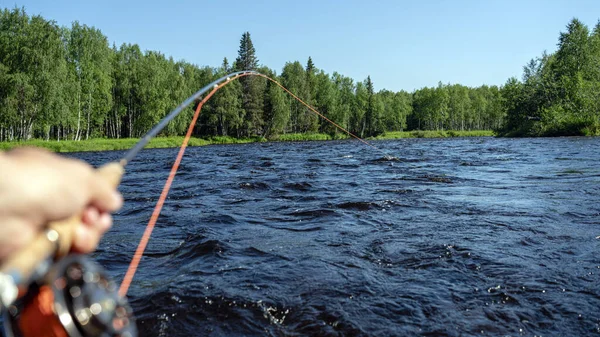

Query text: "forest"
[0, 7, 597, 141]
[498, 18, 600, 136]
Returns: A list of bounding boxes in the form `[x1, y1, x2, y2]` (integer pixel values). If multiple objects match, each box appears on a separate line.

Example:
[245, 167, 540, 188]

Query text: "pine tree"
[234, 33, 258, 71]
[234, 32, 264, 136]
[364, 76, 383, 137]
[352, 82, 367, 136]
[303, 56, 318, 132]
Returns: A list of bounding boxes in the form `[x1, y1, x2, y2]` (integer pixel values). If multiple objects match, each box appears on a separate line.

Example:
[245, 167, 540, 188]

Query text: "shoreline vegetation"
[0, 130, 494, 153]
[1, 8, 598, 142]
[0, 8, 504, 146]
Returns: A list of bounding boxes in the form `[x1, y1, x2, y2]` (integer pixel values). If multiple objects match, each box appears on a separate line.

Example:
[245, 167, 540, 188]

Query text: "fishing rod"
[0, 70, 386, 337]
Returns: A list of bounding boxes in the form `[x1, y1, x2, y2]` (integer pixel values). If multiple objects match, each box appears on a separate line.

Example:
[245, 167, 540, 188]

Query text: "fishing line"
[0, 70, 398, 337]
[255, 73, 388, 156]
[118, 71, 393, 297]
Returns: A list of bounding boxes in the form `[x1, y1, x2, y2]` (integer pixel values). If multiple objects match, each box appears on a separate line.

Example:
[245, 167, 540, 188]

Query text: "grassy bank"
[0, 130, 494, 153]
[0, 136, 264, 152]
[273, 133, 333, 141]
[378, 130, 494, 139]
[275, 130, 494, 142]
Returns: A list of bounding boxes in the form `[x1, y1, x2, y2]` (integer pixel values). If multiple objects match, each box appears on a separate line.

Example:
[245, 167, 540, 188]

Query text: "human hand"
[0, 147, 122, 263]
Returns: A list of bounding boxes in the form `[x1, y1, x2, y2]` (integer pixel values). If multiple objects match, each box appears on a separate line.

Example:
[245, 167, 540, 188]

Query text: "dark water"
[74, 137, 599, 336]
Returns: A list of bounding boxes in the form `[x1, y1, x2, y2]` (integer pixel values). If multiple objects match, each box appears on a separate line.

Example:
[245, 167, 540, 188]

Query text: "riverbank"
[0, 130, 494, 152]
[377, 130, 494, 139]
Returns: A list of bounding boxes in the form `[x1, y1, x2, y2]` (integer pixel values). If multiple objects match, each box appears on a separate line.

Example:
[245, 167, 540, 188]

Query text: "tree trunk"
[360, 117, 366, 138]
[27, 119, 33, 140]
[218, 113, 224, 136]
[86, 92, 91, 140]
[128, 97, 133, 138]
[76, 89, 82, 141]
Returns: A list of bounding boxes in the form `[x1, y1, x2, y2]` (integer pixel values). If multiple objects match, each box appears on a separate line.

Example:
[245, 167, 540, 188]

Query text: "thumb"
[88, 174, 123, 212]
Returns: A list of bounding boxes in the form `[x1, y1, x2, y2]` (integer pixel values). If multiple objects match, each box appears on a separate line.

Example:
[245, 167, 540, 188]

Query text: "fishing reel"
[0, 162, 136, 337]
[2, 255, 137, 337]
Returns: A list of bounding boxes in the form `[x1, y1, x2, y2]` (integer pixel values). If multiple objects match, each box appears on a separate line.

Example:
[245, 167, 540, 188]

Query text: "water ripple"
[66, 137, 600, 336]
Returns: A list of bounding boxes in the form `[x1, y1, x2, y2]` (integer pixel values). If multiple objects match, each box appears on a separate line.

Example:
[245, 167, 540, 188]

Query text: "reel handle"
[0, 162, 123, 304]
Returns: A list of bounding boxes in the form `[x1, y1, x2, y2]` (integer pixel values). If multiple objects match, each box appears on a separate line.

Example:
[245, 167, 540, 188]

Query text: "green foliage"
[205, 63, 243, 137]
[314, 70, 339, 136]
[499, 18, 600, 137]
[381, 130, 493, 139]
[14, 9, 597, 144]
[379, 89, 411, 132]
[281, 61, 308, 133]
[262, 69, 289, 138]
[0, 8, 69, 141]
[67, 22, 113, 140]
[363, 76, 384, 137]
[273, 133, 332, 141]
[330, 72, 354, 136]
[0, 137, 210, 152]
[303, 57, 319, 132]
[351, 81, 368, 136]
[234, 32, 264, 137]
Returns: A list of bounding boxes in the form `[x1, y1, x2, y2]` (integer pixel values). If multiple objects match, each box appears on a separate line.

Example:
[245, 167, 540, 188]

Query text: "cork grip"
[0, 162, 124, 285]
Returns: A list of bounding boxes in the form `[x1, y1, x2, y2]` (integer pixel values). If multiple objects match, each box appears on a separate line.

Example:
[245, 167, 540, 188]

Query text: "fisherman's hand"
[0, 147, 123, 262]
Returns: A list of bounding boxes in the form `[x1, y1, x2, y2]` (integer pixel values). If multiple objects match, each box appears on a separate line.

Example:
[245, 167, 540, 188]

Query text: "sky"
[3, 0, 600, 92]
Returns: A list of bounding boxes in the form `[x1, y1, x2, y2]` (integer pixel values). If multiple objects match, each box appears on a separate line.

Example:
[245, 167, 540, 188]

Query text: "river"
[72, 136, 600, 336]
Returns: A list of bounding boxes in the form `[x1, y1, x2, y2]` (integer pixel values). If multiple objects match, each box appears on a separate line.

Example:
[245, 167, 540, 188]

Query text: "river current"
[73, 137, 599, 336]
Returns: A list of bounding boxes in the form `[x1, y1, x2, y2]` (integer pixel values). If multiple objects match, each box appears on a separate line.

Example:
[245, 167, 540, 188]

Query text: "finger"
[73, 223, 101, 254]
[88, 173, 123, 212]
[82, 207, 100, 227]
[96, 212, 113, 234]
[73, 212, 113, 254]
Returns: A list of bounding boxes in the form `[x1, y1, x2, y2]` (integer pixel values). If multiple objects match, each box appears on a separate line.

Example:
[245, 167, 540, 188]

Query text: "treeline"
[499, 18, 600, 136]
[409, 83, 504, 131]
[0, 8, 507, 142]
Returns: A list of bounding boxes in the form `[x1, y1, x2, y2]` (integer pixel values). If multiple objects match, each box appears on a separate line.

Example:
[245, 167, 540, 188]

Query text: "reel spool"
[3, 255, 137, 337]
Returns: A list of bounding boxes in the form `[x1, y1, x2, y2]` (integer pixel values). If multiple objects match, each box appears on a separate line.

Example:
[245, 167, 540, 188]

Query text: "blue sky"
[3, 0, 600, 92]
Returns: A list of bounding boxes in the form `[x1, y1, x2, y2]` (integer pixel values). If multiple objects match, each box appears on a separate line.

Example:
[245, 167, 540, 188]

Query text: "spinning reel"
[3, 255, 137, 337]
[0, 163, 137, 337]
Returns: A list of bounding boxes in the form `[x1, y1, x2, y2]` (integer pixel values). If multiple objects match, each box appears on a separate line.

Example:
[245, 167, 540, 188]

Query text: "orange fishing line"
[119, 73, 382, 297]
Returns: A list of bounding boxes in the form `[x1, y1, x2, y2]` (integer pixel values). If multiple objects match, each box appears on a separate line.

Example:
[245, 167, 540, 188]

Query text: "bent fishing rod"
[0, 70, 387, 337]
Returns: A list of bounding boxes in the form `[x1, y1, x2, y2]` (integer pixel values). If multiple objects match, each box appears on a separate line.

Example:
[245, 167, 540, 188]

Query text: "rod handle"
[0, 162, 123, 289]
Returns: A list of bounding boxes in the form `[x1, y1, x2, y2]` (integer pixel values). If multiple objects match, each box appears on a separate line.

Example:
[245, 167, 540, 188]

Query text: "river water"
[74, 137, 599, 336]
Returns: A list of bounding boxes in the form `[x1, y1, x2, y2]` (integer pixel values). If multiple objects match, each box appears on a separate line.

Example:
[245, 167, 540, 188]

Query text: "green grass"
[376, 130, 494, 139]
[273, 133, 333, 142]
[205, 135, 267, 144]
[0, 137, 212, 152]
[0, 130, 495, 153]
